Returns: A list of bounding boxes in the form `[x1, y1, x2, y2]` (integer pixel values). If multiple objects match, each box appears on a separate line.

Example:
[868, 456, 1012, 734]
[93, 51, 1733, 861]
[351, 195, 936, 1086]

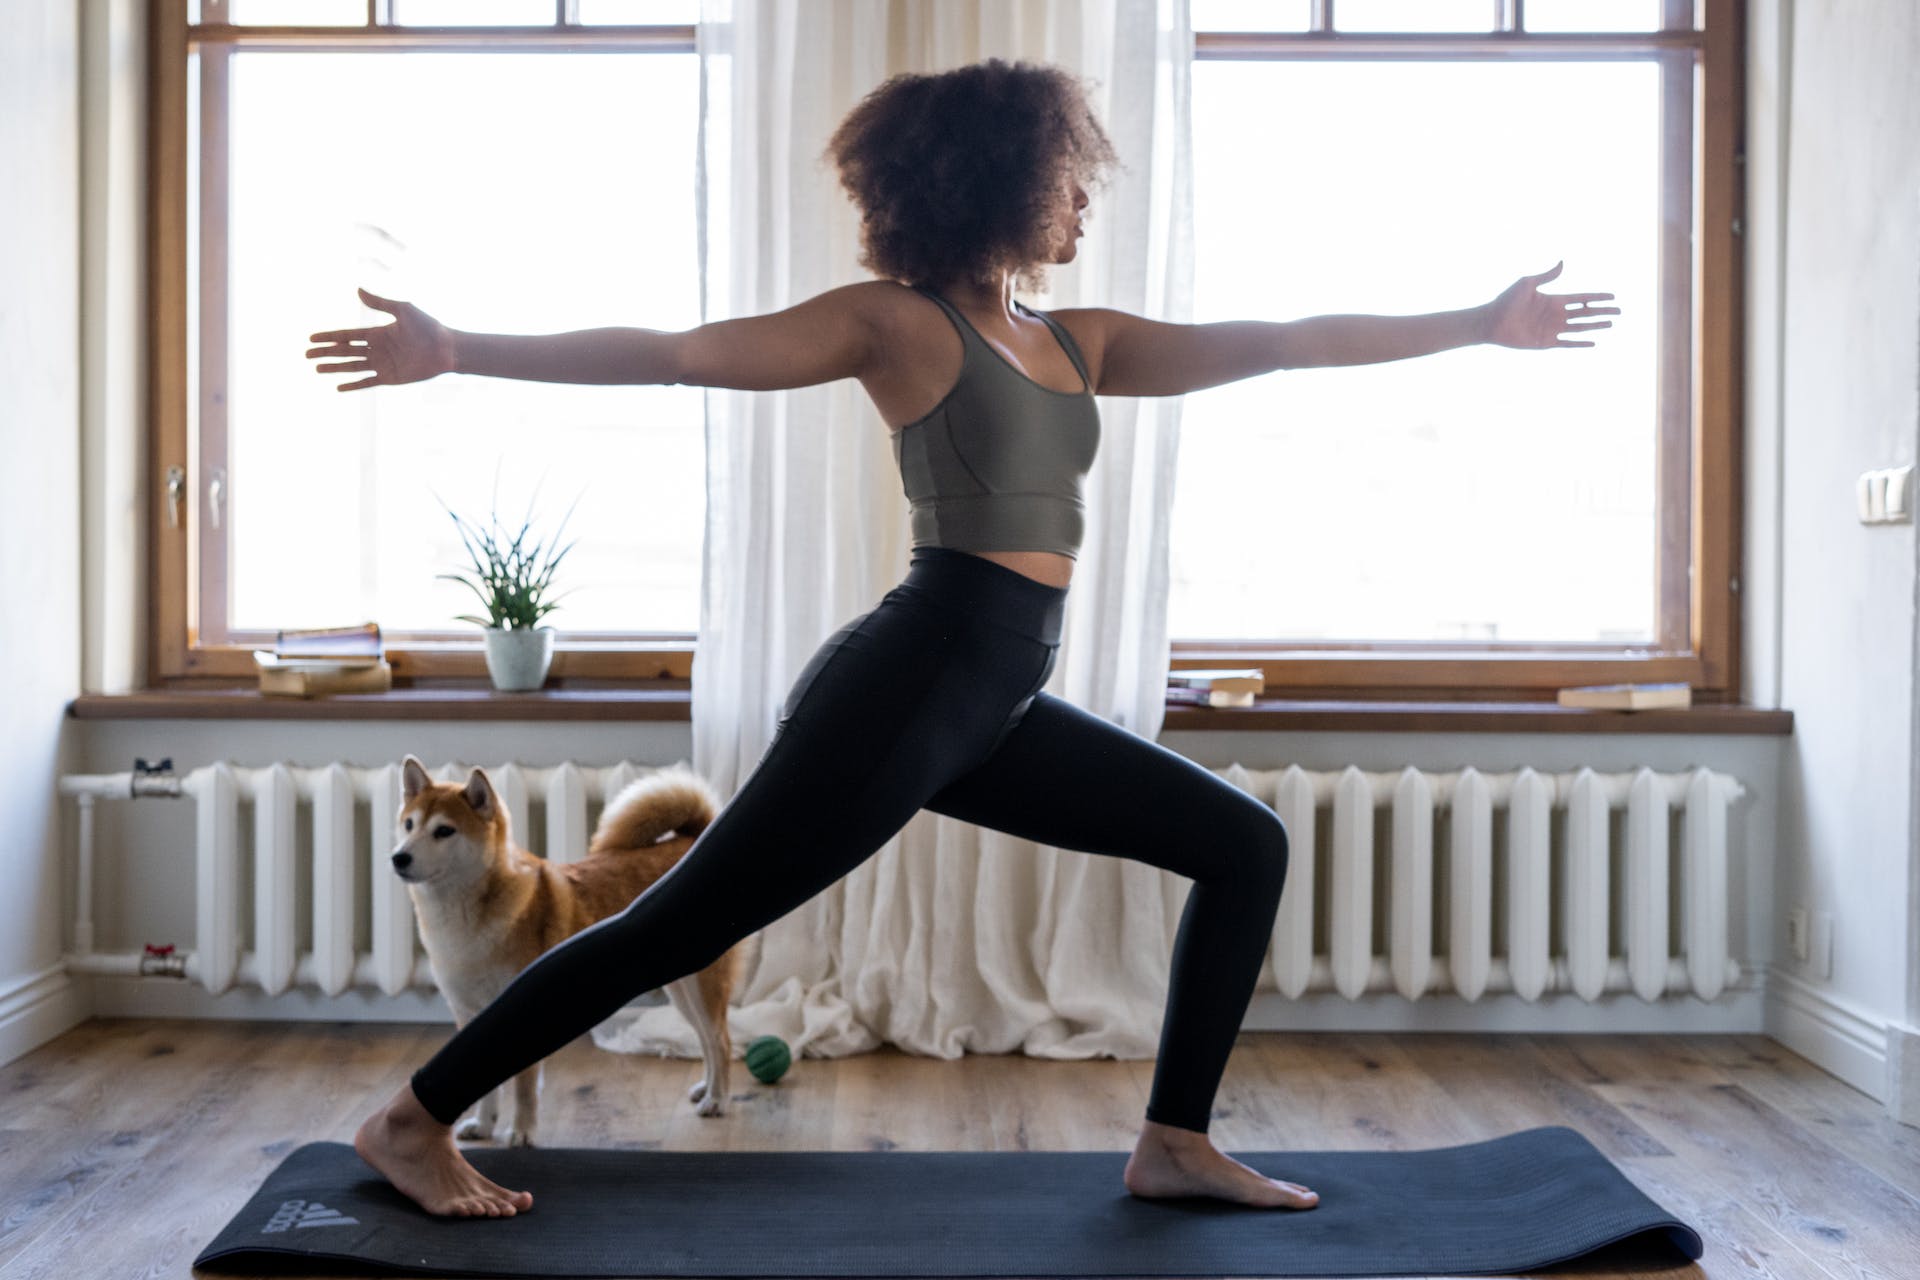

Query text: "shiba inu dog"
[394, 755, 748, 1147]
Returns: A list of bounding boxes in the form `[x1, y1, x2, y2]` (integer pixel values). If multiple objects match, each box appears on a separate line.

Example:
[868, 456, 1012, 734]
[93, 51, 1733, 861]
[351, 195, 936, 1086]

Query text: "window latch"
[165, 465, 185, 528]
[208, 466, 227, 531]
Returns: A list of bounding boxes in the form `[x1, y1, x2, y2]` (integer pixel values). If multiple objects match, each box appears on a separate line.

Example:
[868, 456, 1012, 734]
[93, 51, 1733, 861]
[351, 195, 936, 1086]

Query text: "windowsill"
[68, 686, 1794, 734]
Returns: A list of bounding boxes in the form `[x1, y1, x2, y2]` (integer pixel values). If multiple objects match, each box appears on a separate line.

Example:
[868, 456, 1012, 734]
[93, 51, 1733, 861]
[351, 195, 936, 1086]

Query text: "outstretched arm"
[308, 283, 883, 392]
[1062, 262, 1617, 397]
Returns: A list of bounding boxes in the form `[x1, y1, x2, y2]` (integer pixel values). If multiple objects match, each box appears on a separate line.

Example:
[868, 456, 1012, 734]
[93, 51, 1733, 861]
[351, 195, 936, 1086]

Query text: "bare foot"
[353, 1082, 535, 1218]
[1123, 1119, 1318, 1209]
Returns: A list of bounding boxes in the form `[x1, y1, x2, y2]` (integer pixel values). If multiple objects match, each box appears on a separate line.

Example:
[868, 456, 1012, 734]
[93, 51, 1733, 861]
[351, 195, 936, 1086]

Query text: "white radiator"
[58, 760, 1745, 1004]
[1222, 763, 1746, 1002]
[59, 760, 676, 996]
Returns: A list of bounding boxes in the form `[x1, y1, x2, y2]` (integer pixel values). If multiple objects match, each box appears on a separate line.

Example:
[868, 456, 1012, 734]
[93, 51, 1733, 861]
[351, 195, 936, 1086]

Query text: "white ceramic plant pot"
[483, 626, 555, 691]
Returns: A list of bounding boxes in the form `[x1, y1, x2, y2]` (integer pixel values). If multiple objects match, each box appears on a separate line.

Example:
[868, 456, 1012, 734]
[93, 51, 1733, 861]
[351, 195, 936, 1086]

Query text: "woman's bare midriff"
[962, 549, 1075, 588]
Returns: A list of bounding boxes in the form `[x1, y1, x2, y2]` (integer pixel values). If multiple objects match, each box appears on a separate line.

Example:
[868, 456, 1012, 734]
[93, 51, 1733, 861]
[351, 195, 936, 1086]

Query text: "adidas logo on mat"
[261, 1198, 361, 1233]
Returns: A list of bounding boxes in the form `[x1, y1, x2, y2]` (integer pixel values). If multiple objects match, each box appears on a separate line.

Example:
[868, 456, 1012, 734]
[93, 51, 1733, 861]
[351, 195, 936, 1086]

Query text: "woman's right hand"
[307, 287, 457, 391]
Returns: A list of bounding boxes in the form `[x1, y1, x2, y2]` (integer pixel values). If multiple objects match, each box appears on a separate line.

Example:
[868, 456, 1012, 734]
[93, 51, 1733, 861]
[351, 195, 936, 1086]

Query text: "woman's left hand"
[1484, 261, 1619, 349]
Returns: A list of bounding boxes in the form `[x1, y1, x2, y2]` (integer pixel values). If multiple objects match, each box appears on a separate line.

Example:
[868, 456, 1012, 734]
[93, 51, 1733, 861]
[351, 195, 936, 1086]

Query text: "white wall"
[0, 0, 89, 1063]
[1756, 0, 1920, 1112]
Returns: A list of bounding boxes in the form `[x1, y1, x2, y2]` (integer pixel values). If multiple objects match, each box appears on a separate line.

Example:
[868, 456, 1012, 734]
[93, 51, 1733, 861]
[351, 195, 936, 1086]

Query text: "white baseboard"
[1762, 964, 1891, 1101]
[82, 974, 670, 1024]
[0, 963, 92, 1069]
[79, 972, 1766, 1036]
[1881, 1022, 1920, 1127]
[87, 975, 454, 1023]
[1243, 977, 1765, 1035]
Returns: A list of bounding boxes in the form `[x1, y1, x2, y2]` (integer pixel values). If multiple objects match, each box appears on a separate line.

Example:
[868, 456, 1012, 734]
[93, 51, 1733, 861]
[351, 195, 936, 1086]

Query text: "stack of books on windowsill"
[1166, 667, 1264, 709]
[255, 622, 391, 697]
[1555, 681, 1692, 711]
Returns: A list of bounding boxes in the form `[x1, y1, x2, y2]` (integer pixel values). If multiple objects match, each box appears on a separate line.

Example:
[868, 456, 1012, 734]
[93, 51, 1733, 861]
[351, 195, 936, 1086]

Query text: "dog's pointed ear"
[463, 767, 496, 818]
[402, 755, 431, 800]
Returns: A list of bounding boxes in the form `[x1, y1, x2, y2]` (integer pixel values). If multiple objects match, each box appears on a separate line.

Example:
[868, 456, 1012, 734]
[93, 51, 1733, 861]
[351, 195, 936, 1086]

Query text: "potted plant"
[438, 495, 578, 691]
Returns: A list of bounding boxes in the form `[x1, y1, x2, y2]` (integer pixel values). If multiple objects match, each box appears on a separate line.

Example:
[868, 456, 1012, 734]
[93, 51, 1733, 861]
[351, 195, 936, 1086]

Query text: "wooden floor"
[0, 1021, 1914, 1279]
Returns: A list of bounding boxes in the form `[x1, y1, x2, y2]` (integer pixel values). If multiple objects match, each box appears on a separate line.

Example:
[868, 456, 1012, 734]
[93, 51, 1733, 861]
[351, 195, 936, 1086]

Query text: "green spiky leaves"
[436, 492, 579, 632]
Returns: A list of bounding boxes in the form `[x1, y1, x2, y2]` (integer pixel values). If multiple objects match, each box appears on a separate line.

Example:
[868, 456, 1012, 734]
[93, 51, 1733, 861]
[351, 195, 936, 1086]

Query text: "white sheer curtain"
[592, 0, 1201, 1063]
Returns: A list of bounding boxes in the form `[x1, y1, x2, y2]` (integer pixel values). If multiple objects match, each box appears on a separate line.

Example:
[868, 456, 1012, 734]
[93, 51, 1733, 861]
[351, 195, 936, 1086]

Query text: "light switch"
[1856, 467, 1911, 523]
[1885, 465, 1914, 521]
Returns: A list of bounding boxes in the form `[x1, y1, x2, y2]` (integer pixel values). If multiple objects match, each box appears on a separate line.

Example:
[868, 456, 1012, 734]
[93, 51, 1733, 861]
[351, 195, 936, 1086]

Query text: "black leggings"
[409, 546, 1291, 1134]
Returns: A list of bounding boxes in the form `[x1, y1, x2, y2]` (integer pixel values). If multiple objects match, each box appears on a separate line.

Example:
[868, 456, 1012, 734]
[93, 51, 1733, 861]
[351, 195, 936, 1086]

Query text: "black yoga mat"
[194, 1125, 1701, 1278]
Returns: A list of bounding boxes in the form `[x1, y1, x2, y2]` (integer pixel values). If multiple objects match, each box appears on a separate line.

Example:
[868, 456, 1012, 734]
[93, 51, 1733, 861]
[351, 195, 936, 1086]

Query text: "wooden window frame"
[149, 0, 702, 685]
[1178, 0, 1743, 702]
[147, 0, 1742, 701]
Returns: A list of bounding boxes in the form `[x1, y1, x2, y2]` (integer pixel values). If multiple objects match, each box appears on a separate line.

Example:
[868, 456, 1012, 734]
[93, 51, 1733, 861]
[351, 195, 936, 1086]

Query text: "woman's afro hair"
[824, 59, 1119, 292]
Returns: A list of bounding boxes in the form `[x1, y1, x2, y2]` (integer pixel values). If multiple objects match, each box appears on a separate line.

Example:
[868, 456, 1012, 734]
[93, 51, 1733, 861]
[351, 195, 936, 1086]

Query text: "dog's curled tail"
[589, 765, 720, 854]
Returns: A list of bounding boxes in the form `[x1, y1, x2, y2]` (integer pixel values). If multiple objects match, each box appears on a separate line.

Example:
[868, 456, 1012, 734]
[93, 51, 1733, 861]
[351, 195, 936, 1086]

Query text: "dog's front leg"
[502, 1061, 542, 1148]
[442, 1007, 503, 1142]
[454, 1085, 504, 1142]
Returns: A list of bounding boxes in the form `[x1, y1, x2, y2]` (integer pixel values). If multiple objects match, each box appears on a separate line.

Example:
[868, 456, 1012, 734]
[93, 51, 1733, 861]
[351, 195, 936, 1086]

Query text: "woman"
[308, 59, 1614, 1220]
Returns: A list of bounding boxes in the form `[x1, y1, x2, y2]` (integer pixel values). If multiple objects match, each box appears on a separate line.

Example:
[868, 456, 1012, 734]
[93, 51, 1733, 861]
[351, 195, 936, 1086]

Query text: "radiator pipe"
[74, 794, 94, 955]
[63, 948, 441, 992]
[58, 770, 185, 800]
[59, 769, 188, 967]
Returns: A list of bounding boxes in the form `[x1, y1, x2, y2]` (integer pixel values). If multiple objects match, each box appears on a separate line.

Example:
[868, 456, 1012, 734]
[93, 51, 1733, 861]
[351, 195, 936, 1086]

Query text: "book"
[1167, 667, 1265, 696]
[1166, 685, 1256, 708]
[274, 621, 383, 662]
[256, 656, 392, 698]
[1556, 682, 1692, 711]
[252, 651, 380, 672]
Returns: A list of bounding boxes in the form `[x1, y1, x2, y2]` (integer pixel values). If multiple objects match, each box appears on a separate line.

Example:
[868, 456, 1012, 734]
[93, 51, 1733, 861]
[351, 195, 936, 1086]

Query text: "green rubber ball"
[745, 1034, 792, 1084]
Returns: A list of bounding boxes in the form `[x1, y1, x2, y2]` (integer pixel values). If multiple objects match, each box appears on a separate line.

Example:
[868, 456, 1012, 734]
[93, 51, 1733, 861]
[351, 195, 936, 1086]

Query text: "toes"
[475, 1175, 533, 1212]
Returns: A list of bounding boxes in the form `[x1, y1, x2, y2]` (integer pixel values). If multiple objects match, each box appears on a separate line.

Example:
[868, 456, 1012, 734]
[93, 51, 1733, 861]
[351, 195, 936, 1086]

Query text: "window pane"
[1192, 0, 1313, 32]
[227, 0, 368, 24]
[393, 0, 554, 24]
[215, 51, 703, 635]
[1334, 0, 1496, 32]
[1178, 59, 1662, 644]
[578, 0, 700, 23]
[1523, 0, 1666, 32]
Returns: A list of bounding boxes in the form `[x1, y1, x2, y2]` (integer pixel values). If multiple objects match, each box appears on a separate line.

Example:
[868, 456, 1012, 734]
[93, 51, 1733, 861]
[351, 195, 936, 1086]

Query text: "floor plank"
[1596, 1078, 1920, 1280]
[1409, 1032, 1670, 1157]
[1686, 1034, 1920, 1198]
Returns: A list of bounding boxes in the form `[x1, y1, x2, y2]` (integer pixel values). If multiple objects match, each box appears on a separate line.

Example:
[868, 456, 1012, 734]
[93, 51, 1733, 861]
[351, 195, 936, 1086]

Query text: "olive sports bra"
[890, 287, 1101, 561]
